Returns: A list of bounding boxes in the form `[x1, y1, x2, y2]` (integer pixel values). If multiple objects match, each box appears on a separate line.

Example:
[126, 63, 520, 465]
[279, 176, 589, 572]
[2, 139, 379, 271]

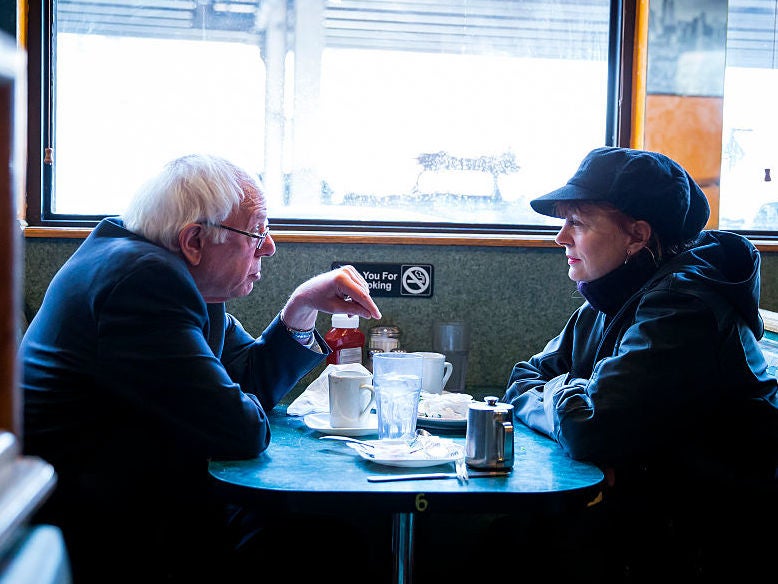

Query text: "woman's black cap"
[530, 147, 710, 245]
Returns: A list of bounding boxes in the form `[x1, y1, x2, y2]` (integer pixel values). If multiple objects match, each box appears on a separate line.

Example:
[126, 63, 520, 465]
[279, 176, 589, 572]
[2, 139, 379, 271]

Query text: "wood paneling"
[0, 36, 25, 437]
[643, 94, 723, 230]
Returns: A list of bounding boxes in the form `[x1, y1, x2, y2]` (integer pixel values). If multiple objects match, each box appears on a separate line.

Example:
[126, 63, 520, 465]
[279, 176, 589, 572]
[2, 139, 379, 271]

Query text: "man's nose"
[257, 233, 276, 257]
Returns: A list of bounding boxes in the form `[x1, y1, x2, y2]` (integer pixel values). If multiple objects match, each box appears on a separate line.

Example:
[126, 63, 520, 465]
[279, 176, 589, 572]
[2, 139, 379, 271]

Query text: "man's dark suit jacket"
[20, 217, 328, 581]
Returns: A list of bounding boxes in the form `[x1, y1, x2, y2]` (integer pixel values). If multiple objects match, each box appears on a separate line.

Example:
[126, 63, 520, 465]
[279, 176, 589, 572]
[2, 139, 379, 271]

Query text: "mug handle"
[360, 384, 376, 416]
[441, 362, 453, 389]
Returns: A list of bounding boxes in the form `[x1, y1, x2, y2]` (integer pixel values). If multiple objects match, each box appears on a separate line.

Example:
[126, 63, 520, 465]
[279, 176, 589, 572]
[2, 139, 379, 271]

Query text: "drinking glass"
[372, 352, 423, 441]
[432, 321, 471, 392]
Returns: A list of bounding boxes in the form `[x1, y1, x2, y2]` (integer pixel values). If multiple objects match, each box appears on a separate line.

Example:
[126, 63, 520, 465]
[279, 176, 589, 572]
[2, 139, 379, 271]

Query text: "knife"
[367, 470, 511, 482]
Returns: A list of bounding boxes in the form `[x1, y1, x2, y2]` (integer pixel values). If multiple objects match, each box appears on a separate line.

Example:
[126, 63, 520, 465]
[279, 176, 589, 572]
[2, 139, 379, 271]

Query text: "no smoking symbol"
[401, 265, 432, 296]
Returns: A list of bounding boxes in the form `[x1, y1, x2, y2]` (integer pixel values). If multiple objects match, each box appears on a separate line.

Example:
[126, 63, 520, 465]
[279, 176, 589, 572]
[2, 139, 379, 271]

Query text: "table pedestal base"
[391, 512, 414, 584]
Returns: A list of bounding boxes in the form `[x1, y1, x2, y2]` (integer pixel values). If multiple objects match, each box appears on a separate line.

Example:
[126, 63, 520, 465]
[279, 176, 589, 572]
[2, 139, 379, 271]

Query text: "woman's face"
[554, 203, 637, 283]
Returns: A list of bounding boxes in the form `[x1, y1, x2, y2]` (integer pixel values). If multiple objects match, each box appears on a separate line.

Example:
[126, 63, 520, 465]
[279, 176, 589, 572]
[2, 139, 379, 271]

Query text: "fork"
[455, 457, 469, 484]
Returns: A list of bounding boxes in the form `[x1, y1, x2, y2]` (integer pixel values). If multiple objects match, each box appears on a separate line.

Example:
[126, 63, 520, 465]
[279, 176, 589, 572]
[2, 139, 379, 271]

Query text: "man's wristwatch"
[284, 323, 315, 345]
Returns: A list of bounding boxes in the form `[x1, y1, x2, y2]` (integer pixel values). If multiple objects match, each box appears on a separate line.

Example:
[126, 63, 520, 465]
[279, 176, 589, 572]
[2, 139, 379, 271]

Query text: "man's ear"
[179, 223, 204, 266]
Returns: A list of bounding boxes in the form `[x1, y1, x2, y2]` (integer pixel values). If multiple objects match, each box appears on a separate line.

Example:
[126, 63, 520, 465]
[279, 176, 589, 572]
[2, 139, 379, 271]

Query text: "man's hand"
[280, 265, 382, 331]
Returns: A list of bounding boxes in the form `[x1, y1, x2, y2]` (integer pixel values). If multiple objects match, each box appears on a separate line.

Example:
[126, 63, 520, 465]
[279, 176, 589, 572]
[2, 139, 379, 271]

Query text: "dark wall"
[22, 238, 583, 393]
[22, 237, 778, 396]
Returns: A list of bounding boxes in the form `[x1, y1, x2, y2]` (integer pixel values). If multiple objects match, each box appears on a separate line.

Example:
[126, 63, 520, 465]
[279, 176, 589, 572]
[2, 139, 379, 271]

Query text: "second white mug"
[413, 351, 453, 394]
[328, 370, 375, 428]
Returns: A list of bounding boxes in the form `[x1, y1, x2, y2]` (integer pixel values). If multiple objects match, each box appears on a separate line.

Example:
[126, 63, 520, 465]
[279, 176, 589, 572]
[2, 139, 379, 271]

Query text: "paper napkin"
[417, 391, 474, 420]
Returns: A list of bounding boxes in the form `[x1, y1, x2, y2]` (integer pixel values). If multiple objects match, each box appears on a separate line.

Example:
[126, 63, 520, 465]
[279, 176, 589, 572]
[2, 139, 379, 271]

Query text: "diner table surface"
[208, 403, 605, 584]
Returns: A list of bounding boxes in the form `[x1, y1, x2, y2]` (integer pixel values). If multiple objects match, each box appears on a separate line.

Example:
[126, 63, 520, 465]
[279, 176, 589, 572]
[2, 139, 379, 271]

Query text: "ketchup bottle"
[324, 314, 365, 365]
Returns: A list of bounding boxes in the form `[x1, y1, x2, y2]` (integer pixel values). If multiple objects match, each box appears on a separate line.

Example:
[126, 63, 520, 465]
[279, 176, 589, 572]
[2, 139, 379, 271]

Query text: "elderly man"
[20, 154, 382, 582]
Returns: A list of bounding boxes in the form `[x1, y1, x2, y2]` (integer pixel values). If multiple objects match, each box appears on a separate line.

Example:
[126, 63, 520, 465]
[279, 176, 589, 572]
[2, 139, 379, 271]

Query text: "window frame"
[22, 0, 635, 241]
[26, 0, 778, 253]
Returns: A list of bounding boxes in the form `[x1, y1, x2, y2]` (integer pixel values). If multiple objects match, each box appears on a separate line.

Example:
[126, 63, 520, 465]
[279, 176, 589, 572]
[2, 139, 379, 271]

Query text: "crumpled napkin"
[287, 363, 372, 416]
[347, 435, 464, 460]
[417, 392, 474, 420]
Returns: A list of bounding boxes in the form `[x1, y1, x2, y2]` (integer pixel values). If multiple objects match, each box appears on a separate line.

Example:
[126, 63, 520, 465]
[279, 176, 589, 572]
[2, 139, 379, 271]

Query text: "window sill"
[760, 309, 778, 334]
[20, 226, 778, 252]
[21, 226, 560, 247]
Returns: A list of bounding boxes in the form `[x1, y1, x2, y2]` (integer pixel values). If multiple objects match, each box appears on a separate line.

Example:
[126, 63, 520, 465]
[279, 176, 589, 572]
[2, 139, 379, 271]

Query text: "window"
[720, 0, 778, 232]
[28, 0, 621, 232]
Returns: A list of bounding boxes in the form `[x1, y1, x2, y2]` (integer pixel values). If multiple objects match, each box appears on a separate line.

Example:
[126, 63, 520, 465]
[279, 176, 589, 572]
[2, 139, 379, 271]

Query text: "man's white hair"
[123, 154, 260, 252]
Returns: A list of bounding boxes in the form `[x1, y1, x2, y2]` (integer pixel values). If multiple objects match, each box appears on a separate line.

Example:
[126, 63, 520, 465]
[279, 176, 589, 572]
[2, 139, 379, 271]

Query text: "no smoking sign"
[331, 262, 434, 298]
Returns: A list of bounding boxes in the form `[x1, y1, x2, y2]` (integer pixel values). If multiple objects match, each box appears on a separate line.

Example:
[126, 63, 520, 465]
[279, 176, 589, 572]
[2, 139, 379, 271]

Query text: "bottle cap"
[332, 313, 359, 328]
[369, 325, 401, 338]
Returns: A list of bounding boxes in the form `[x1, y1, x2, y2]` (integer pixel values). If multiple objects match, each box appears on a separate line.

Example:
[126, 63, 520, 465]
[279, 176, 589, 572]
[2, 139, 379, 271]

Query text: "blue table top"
[208, 407, 605, 515]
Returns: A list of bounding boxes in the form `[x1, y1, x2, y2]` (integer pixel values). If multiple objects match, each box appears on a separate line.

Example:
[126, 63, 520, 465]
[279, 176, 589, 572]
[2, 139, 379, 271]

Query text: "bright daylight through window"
[720, 0, 778, 232]
[49, 0, 611, 229]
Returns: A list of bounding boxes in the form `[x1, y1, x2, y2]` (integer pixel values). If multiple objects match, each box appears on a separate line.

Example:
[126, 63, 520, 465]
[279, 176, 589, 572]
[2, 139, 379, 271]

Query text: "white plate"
[416, 416, 467, 431]
[303, 412, 378, 437]
[346, 439, 465, 468]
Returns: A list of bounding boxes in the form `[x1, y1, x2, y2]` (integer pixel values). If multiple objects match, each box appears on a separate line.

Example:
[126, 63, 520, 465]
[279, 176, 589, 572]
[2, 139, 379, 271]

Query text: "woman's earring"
[644, 246, 659, 267]
[624, 249, 631, 265]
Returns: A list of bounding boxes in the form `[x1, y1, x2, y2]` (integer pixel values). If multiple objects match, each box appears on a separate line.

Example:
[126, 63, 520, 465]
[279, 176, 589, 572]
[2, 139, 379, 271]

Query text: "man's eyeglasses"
[209, 224, 270, 251]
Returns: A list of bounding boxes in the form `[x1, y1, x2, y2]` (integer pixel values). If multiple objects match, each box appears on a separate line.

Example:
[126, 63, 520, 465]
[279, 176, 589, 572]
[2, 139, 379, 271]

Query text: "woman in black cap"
[500, 147, 778, 581]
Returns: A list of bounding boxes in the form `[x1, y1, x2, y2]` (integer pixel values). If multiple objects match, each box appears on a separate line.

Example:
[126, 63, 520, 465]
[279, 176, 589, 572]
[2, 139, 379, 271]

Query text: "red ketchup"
[324, 314, 365, 365]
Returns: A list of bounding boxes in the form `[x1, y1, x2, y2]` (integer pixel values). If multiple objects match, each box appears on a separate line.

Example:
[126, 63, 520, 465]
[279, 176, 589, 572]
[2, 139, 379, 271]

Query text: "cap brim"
[530, 183, 605, 218]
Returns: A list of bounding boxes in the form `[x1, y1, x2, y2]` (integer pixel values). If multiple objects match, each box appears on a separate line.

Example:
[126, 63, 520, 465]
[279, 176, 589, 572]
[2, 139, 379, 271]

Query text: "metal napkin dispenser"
[465, 396, 514, 470]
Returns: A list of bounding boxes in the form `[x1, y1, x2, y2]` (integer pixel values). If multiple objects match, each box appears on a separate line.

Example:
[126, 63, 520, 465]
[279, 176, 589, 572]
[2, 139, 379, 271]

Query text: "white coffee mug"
[413, 351, 453, 394]
[328, 370, 376, 428]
